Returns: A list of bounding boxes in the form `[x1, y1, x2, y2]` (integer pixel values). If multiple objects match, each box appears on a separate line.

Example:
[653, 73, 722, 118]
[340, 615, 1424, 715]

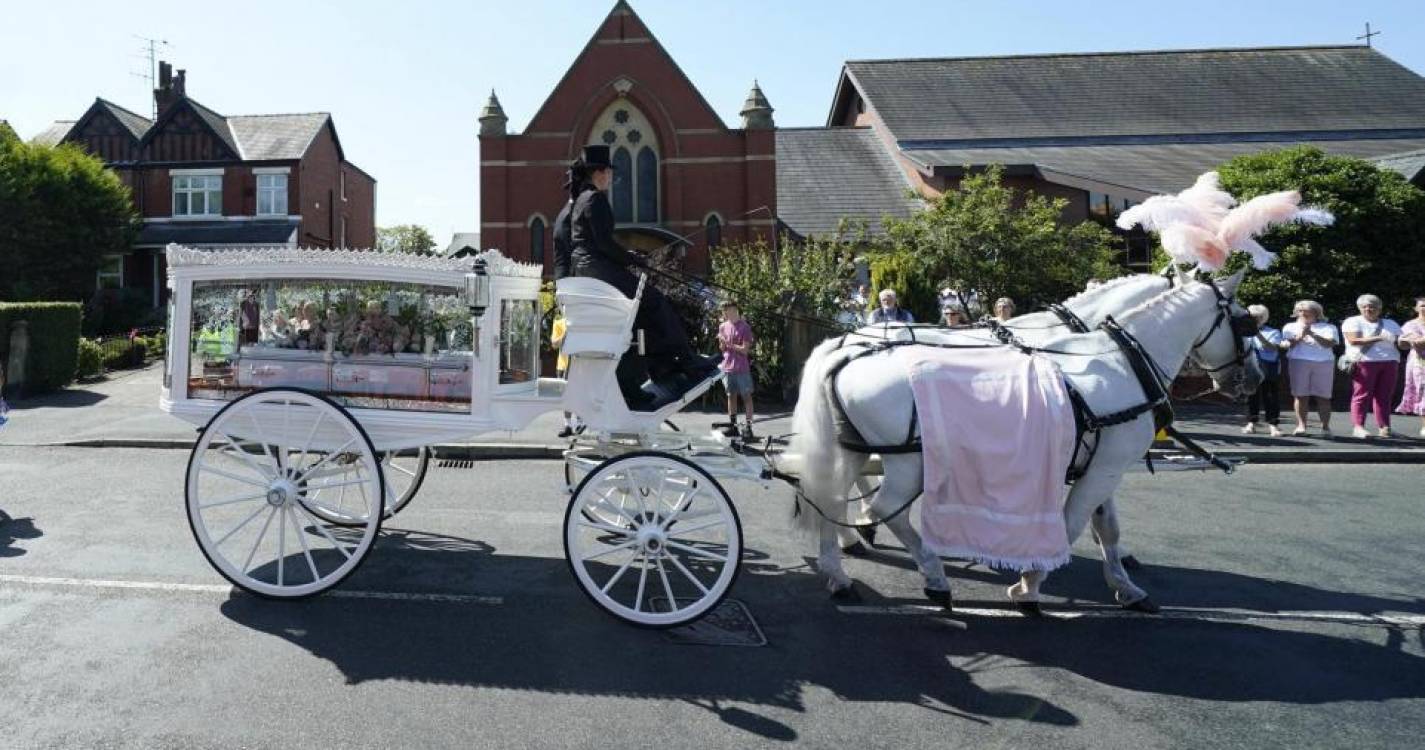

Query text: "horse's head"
[1186, 269, 1263, 400]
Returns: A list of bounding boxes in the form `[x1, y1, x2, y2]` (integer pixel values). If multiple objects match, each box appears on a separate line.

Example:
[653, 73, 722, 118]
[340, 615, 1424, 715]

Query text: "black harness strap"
[1046, 303, 1092, 334]
[823, 341, 924, 455]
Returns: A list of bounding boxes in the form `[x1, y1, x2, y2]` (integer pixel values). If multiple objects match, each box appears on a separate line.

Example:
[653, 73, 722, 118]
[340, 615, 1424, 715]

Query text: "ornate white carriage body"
[161, 244, 751, 627]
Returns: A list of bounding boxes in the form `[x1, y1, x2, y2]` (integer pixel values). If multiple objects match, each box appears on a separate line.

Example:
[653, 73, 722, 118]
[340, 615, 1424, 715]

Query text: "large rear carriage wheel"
[564, 452, 742, 628]
[185, 388, 384, 599]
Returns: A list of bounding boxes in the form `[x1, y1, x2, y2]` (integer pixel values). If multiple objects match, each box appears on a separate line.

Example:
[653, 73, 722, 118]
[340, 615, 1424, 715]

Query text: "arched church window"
[637, 147, 658, 223]
[529, 216, 546, 266]
[588, 101, 660, 224]
[705, 214, 722, 249]
[611, 147, 633, 223]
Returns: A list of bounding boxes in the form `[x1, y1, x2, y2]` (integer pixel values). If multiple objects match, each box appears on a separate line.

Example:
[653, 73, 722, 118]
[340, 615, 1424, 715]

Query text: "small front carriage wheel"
[186, 388, 384, 599]
[564, 451, 742, 628]
[307, 446, 431, 526]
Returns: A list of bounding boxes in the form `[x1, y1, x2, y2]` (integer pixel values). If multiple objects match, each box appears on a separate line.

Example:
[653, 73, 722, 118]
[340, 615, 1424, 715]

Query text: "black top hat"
[581, 144, 614, 170]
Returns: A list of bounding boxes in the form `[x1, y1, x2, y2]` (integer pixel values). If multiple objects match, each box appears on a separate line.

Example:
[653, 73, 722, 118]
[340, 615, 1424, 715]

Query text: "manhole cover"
[652, 598, 766, 647]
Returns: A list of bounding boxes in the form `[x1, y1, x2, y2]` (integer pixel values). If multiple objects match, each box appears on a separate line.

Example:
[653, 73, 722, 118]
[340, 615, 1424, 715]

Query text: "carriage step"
[654, 599, 766, 647]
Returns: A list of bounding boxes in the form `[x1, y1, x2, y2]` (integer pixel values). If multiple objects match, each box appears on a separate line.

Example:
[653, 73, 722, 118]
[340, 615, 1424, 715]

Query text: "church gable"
[522, 1, 726, 141]
[140, 99, 240, 162]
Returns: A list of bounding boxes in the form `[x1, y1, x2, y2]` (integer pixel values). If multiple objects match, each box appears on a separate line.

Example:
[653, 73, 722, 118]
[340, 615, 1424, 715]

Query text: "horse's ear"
[1219, 268, 1247, 296]
[1174, 264, 1191, 286]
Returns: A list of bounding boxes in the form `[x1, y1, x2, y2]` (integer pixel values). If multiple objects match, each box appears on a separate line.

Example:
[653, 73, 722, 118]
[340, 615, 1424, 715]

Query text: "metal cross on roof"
[1357, 22, 1381, 47]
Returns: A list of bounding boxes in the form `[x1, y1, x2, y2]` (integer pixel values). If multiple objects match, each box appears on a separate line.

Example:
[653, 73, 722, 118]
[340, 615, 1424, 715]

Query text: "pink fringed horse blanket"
[891, 345, 1076, 571]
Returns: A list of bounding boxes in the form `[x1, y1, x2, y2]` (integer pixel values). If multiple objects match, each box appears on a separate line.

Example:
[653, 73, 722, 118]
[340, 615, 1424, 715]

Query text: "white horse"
[834, 272, 1179, 605]
[789, 271, 1261, 613]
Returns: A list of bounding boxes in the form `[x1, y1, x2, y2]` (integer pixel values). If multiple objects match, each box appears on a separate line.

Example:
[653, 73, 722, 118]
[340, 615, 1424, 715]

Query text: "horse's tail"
[788, 338, 862, 534]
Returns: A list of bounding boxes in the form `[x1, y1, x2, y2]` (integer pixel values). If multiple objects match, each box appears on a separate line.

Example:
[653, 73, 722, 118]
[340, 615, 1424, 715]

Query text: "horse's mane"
[1060, 274, 1158, 308]
[1116, 278, 1205, 324]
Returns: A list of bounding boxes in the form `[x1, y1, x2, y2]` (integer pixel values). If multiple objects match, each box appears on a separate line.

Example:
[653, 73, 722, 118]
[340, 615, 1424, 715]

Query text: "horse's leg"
[1090, 497, 1150, 608]
[867, 455, 951, 607]
[818, 516, 856, 600]
[837, 476, 878, 554]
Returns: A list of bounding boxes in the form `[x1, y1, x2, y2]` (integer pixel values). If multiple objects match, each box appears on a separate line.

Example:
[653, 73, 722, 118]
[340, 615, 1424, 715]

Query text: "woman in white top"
[1279, 300, 1340, 436]
[1341, 293, 1403, 438]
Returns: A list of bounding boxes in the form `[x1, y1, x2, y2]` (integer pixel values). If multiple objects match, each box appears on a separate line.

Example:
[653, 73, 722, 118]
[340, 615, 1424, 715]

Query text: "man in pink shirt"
[718, 301, 756, 439]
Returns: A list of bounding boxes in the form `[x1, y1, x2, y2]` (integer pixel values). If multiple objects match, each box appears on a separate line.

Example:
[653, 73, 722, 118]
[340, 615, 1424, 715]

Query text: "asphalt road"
[1, 447, 1422, 749]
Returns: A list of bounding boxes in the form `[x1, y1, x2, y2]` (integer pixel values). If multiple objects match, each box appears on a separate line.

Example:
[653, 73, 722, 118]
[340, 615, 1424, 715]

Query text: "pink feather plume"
[1161, 224, 1231, 271]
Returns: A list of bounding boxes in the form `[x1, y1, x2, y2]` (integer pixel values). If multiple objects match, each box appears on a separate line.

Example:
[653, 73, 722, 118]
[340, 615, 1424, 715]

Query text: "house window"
[587, 101, 660, 224]
[636, 147, 658, 223]
[529, 216, 546, 265]
[705, 214, 723, 249]
[256, 173, 287, 216]
[340, 170, 347, 201]
[340, 217, 347, 248]
[173, 174, 222, 217]
[97, 254, 124, 290]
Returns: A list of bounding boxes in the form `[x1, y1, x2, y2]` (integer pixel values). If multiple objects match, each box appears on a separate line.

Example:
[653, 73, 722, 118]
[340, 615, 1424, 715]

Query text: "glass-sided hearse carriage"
[162, 244, 757, 627]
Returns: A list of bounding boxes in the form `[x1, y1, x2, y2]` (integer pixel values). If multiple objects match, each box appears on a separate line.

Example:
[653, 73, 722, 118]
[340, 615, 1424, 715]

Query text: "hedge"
[0, 302, 83, 395]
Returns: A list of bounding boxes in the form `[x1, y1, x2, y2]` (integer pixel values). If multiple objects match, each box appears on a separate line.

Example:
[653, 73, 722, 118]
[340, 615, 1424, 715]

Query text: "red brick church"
[482, 2, 1425, 275]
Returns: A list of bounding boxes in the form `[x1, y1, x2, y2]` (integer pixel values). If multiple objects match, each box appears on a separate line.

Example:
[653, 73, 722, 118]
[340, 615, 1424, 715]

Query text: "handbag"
[1337, 322, 1378, 374]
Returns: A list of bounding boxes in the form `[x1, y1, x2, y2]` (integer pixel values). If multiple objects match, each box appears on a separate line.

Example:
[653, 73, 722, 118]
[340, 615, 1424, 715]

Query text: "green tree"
[0, 136, 137, 301]
[879, 165, 1121, 315]
[1214, 146, 1425, 323]
[377, 224, 437, 254]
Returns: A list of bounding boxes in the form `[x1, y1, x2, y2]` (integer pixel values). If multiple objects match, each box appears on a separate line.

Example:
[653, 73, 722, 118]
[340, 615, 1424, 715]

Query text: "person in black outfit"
[566, 145, 717, 409]
[551, 166, 577, 281]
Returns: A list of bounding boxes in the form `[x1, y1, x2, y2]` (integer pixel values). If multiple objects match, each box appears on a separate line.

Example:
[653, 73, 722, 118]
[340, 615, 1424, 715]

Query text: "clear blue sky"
[3, 0, 1422, 246]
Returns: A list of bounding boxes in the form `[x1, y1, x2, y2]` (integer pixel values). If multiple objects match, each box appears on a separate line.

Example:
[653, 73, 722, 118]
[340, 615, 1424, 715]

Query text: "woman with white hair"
[1241, 304, 1283, 436]
[1341, 293, 1403, 438]
[1280, 300, 1340, 436]
[1394, 296, 1425, 436]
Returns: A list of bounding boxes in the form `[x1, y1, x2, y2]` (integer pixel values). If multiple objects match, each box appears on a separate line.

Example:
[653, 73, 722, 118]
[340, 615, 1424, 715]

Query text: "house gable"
[66, 98, 150, 162]
[140, 98, 240, 163]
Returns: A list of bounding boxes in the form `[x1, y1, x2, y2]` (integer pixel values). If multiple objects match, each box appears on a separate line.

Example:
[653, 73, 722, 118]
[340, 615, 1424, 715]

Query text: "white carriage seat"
[555, 277, 639, 359]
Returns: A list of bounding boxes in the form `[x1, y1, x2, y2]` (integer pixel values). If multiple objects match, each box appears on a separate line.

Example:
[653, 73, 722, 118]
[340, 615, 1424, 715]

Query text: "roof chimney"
[154, 60, 180, 117]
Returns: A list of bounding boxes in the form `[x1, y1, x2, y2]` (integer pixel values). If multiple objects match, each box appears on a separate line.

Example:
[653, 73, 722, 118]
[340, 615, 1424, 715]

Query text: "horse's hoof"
[1015, 600, 1045, 618]
[1124, 596, 1160, 614]
[841, 541, 869, 557]
[857, 526, 877, 547]
[1121, 554, 1143, 570]
[830, 585, 861, 603]
[923, 588, 953, 610]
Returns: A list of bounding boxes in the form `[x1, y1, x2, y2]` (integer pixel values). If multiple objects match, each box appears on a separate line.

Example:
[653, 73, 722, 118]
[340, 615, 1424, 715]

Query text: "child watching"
[717, 300, 755, 439]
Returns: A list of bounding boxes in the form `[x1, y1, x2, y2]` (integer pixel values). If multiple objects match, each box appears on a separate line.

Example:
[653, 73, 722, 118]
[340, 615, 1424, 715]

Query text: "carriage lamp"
[464, 259, 490, 315]
[464, 259, 491, 357]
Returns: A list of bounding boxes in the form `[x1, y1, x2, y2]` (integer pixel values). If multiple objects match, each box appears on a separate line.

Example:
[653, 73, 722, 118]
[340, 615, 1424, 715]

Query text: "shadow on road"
[0, 510, 42, 557]
[5, 389, 108, 410]
[219, 528, 1078, 741]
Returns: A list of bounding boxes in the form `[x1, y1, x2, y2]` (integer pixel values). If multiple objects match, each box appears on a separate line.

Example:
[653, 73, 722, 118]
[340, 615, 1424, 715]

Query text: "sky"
[2, 0, 1422, 247]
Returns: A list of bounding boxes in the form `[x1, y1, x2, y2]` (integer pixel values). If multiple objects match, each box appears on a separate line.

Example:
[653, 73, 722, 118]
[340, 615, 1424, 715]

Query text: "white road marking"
[837, 603, 1425, 628]
[0, 574, 503, 606]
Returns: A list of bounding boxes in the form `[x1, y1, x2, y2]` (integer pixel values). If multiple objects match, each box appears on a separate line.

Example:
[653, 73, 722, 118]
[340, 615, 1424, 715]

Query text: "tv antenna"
[129, 35, 172, 118]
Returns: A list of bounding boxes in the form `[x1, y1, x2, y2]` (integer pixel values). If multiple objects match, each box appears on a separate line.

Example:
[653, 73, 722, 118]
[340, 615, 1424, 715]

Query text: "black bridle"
[1190, 279, 1257, 374]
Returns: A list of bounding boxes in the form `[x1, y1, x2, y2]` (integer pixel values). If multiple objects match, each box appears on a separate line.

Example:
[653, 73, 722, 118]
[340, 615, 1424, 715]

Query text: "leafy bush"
[709, 231, 860, 395]
[83, 288, 160, 336]
[1214, 146, 1425, 324]
[867, 251, 941, 323]
[76, 338, 103, 379]
[0, 302, 83, 394]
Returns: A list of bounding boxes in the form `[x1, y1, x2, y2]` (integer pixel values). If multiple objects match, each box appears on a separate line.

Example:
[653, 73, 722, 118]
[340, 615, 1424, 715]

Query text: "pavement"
[4, 362, 1425, 463]
[2, 449, 1423, 748]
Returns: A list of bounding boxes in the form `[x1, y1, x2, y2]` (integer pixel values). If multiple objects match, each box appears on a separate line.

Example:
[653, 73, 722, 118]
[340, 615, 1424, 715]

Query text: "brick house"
[32, 62, 376, 306]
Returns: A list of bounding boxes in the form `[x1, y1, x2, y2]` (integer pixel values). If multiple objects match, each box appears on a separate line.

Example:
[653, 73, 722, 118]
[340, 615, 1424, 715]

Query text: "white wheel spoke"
[665, 518, 725, 539]
[241, 507, 278, 573]
[578, 520, 634, 537]
[200, 465, 270, 488]
[199, 491, 268, 510]
[600, 552, 641, 594]
[590, 490, 639, 526]
[389, 462, 417, 478]
[214, 502, 270, 548]
[582, 539, 639, 561]
[655, 555, 677, 610]
[288, 505, 321, 584]
[294, 505, 355, 560]
[294, 438, 358, 482]
[295, 411, 327, 472]
[219, 434, 275, 480]
[247, 411, 279, 468]
[633, 558, 649, 613]
[277, 502, 286, 586]
[665, 540, 729, 562]
[659, 485, 703, 528]
[302, 477, 371, 492]
[666, 552, 709, 595]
